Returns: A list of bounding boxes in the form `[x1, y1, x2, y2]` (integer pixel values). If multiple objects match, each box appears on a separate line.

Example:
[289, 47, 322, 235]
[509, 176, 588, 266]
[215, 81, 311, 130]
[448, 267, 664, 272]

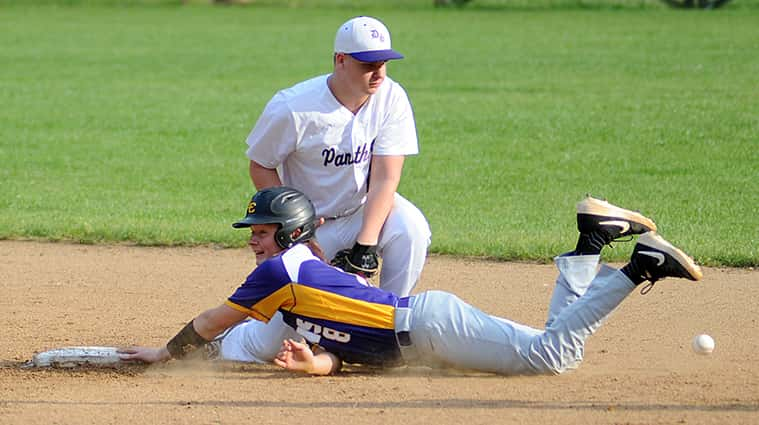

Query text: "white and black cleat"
[633, 232, 703, 285]
[577, 196, 657, 242]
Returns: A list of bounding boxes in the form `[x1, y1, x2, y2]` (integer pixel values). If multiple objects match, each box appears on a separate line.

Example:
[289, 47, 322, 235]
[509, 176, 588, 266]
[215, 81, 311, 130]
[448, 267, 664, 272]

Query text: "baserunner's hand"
[274, 339, 315, 372]
[118, 346, 171, 364]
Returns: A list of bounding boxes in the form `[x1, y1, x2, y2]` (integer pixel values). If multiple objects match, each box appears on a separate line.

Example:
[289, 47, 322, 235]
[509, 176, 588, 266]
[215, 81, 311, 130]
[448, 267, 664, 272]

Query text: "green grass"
[1, 3, 757, 266]
[4, 0, 759, 10]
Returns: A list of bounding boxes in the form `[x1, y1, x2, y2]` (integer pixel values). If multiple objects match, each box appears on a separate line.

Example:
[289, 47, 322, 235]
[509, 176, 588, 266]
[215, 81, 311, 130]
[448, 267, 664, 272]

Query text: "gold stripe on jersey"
[224, 301, 270, 323]
[287, 284, 395, 329]
[225, 284, 296, 323]
[228, 283, 396, 330]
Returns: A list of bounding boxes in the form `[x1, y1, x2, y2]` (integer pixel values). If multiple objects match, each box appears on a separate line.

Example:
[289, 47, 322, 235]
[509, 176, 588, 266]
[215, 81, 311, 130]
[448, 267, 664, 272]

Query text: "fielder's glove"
[331, 242, 379, 278]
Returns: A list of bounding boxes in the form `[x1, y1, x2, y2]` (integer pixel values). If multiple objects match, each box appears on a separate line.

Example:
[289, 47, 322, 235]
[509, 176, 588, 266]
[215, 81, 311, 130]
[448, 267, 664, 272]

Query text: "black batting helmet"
[232, 186, 317, 249]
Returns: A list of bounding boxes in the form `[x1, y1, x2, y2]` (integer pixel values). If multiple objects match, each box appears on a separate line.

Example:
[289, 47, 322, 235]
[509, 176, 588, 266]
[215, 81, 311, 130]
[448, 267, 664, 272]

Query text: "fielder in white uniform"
[223, 16, 430, 363]
[120, 189, 704, 376]
[246, 15, 429, 297]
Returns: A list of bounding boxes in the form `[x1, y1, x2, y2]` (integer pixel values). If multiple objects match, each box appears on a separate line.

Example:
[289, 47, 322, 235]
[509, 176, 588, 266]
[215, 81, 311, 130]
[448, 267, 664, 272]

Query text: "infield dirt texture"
[2, 240, 758, 424]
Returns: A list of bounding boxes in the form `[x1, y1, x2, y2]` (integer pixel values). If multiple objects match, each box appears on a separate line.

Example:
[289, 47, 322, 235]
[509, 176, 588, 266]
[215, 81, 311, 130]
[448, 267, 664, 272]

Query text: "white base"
[27, 346, 123, 368]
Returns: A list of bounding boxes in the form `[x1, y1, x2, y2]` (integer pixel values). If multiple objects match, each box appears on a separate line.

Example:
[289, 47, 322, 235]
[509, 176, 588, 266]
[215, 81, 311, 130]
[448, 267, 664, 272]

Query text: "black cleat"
[633, 232, 703, 283]
[577, 196, 657, 242]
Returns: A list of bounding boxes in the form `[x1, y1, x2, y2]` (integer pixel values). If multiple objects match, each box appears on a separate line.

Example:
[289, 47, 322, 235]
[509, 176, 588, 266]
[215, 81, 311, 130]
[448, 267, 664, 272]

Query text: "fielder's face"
[248, 223, 284, 265]
[336, 53, 387, 96]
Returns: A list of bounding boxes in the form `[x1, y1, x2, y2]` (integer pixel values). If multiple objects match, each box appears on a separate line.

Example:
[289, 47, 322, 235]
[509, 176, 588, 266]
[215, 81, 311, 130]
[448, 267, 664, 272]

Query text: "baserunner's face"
[248, 223, 284, 265]
[341, 54, 387, 95]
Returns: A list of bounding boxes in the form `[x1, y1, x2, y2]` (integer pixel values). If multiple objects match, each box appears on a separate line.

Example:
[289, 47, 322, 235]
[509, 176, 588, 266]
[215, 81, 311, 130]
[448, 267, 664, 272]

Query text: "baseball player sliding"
[120, 187, 703, 376]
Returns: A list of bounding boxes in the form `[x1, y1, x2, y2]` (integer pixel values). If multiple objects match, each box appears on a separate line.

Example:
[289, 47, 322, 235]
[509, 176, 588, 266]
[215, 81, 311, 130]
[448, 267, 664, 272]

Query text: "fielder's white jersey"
[245, 74, 418, 219]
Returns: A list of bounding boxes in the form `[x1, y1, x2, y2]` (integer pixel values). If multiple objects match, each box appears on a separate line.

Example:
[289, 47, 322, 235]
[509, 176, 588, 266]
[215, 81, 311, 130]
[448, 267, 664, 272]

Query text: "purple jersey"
[226, 244, 403, 366]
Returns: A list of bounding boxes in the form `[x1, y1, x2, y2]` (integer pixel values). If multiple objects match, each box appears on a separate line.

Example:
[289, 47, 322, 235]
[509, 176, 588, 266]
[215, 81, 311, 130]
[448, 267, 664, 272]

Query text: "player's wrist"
[354, 235, 378, 245]
[309, 350, 341, 375]
[166, 320, 211, 359]
[351, 242, 377, 256]
[157, 347, 172, 362]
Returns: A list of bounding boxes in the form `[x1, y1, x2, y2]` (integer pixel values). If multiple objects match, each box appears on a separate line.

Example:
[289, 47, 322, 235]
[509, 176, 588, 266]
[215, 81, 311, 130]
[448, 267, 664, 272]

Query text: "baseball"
[692, 334, 715, 355]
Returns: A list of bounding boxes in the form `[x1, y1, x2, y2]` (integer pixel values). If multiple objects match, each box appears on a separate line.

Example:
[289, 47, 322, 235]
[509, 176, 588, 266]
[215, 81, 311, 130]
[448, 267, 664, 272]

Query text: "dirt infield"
[1, 240, 757, 424]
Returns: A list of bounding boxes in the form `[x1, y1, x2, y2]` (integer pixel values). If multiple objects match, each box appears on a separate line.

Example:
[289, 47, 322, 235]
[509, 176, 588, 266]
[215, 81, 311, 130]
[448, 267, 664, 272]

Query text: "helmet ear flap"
[274, 227, 294, 249]
[275, 223, 316, 249]
[274, 226, 307, 249]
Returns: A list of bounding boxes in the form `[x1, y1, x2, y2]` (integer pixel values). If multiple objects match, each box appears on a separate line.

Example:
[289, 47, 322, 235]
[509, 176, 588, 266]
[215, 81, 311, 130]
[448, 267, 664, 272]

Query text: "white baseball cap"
[334, 16, 404, 63]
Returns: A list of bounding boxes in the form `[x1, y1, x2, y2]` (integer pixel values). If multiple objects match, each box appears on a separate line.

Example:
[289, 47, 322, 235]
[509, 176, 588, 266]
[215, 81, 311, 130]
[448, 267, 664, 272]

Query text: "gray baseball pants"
[394, 254, 636, 375]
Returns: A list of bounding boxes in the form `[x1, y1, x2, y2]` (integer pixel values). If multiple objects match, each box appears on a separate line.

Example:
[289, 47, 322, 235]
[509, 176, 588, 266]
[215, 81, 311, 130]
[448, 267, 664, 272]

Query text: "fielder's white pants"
[397, 254, 636, 375]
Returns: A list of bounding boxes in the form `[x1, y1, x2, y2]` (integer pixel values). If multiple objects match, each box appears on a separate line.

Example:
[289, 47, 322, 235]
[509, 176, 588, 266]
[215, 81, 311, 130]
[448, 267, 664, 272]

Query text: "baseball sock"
[620, 260, 647, 285]
[574, 232, 607, 256]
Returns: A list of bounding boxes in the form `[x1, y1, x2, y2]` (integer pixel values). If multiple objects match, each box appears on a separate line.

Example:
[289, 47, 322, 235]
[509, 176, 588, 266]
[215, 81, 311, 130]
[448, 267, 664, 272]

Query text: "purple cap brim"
[349, 49, 404, 62]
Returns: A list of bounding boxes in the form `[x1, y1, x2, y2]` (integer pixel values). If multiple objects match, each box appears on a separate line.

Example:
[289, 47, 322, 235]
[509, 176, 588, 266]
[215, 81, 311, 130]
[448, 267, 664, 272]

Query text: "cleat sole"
[577, 197, 657, 234]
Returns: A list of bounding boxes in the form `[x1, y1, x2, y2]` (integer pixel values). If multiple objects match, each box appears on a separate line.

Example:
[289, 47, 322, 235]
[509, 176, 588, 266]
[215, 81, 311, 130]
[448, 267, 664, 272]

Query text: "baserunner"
[120, 188, 702, 376]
